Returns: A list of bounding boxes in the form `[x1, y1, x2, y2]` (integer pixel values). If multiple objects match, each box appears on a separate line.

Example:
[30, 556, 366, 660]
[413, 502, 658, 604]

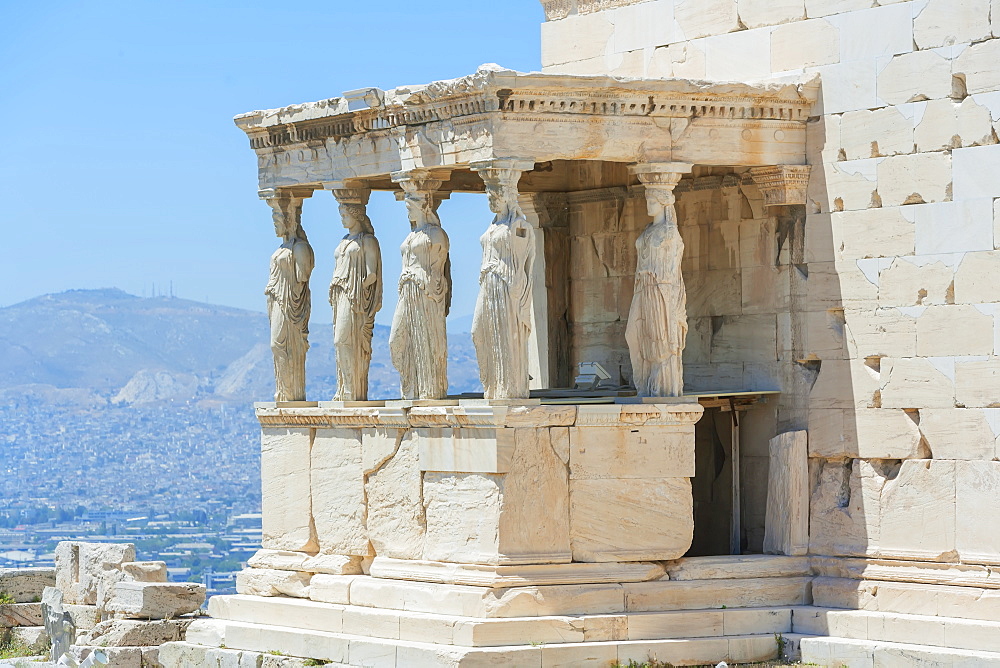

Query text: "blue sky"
[0, 1, 543, 326]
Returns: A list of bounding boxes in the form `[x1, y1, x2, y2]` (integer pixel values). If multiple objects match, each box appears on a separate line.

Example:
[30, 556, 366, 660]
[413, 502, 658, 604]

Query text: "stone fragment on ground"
[0, 569, 55, 604]
[106, 582, 205, 620]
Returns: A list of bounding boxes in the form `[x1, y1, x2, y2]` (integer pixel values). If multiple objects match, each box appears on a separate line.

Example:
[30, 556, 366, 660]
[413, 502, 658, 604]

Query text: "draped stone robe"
[389, 224, 451, 399]
[265, 238, 313, 402]
[330, 232, 382, 401]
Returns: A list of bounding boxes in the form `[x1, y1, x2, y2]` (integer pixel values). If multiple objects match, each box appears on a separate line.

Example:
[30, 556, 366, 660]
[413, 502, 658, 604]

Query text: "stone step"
[814, 575, 1000, 622]
[664, 555, 812, 581]
[178, 618, 800, 667]
[209, 594, 796, 648]
[800, 635, 1000, 668]
[301, 573, 812, 618]
[793, 607, 1000, 654]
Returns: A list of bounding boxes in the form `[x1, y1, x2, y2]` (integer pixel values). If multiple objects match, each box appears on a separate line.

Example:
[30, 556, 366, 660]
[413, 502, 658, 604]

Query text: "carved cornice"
[747, 165, 812, 207]
[674, 174, 742, 194]
[541, 0, 575, 20]
[540, 0, 649, 20]
[253, 402, 704, 428]
[578, 0, 648, 14]
[563, 186, 630, 205]
[258, 187, 314, 200]
[234, 69, 819, 151]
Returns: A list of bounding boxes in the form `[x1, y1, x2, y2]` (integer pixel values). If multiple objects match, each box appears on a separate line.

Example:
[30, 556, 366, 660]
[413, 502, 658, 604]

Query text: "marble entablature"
[235, 65, 817, 188]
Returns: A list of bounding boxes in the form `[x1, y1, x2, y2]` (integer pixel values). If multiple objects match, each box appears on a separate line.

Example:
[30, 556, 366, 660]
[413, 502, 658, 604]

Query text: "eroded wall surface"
[542, 0, 1000, 563]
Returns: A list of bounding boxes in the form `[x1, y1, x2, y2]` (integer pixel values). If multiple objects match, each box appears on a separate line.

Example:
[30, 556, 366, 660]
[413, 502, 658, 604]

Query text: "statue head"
[644, 185, 677, 224]
[269, 197, 306, 240]
[404, 192, 442, 228]
[339, 203, 375, 234]
[271, 209, 287, 238]
[482, 168, 521, 217]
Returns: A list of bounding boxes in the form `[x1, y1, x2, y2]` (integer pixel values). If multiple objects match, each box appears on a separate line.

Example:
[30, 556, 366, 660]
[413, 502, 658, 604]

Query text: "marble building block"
[910, 198, 995, 255]
[919, 408, 1000, 460]
[541, 12, 615, 67]
[877, 49, 953, 106]
[877, 258, 955, 307]
[365, 429, 425, 560]
[916, 305, 995, 357]
[954, 39, 1000, 95]
[738, 0, 804, 30]
[879, 460, 956, 560]
[880, 357, 956, 409]
[876, 152, 952, 207]
[809, 458, 882, 558]
[839, 107, 913, 160]
[954, 250, 1000, 303]
[956, 460, 1000, 564]
[955, 358, 1000, 408]
[807, 408, 925, 459]
[804, 0, 874, 19]
[570, 477, 693, 562]
[763, 430, 809, 556]
[913, 0, 991, 49]
[568, 425, 695, 480]
[261, 428, 316, 553]
[771, 18, 839, 72]
[55, 541, 136, 606]
[914, 98, 997, 152]
[312, 428, 370, 556]
[422, 427, 571, 565]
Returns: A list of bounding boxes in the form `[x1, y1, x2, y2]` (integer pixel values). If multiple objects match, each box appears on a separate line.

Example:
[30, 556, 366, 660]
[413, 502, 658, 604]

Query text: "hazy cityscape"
[0, 401, 263, 597]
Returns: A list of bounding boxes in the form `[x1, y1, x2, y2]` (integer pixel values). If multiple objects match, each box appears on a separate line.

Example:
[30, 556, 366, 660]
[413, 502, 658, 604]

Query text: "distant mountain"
[0, 289, 481, 406]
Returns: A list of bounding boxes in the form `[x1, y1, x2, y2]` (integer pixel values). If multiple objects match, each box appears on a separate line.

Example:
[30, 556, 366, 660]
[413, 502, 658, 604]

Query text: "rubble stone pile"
[43, 542, 205, 668]
[0, 567, 56, 657]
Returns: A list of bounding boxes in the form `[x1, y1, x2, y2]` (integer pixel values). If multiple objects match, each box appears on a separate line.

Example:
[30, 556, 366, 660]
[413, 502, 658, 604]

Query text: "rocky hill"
[0, 289, 481, 405]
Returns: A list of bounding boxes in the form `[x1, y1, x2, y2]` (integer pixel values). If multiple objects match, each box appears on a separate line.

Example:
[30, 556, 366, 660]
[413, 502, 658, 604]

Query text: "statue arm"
[428, 229, 451, 304]
[292, 240, 314, 285]
[363, 237, 381, 289]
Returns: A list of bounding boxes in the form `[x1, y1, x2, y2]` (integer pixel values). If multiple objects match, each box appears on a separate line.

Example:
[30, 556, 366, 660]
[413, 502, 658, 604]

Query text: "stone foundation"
[255, 400, 703, 571]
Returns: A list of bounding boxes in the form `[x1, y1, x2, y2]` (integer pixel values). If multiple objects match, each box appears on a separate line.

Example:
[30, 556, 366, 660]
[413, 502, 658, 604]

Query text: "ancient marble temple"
[156, 2, 1000, 665]
[154, 59, 835, 667]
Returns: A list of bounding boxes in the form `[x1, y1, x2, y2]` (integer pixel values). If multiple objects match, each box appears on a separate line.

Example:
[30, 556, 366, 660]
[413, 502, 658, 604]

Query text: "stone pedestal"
[255, 400, 703, 572]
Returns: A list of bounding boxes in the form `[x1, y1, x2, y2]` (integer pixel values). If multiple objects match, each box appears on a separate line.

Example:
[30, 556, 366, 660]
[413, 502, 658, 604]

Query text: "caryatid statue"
[470, 160, 537, 400]
[329, 187, 382, 401]
[263, 190, 315, 402]
[625, 163, 693, 397]
[389, 170, 452, 400]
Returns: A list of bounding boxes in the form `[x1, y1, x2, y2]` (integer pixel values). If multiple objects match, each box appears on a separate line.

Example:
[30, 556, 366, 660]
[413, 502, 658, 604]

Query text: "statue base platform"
[252, 401, 704, 564]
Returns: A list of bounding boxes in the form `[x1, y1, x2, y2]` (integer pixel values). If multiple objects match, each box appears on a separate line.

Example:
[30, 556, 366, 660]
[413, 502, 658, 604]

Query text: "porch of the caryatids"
[625, 162, 693, 398]
[261, 187, 315, 403]
[327, 183, 382, 402]
[388, 168, 452, 400]
[469, 159, 537, 400]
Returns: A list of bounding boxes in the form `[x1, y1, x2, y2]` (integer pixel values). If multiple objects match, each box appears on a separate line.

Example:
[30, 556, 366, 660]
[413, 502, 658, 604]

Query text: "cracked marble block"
[567, 404, 702, 562]
[311, 428, 371, 557]
[261, 428, 316, 553]
[422, 426, 572, 566]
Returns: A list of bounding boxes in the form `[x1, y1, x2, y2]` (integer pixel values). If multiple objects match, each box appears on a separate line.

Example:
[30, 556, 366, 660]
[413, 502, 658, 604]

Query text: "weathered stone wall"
[542, 0, 1000, 563]
[255, 403, 701, 571]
